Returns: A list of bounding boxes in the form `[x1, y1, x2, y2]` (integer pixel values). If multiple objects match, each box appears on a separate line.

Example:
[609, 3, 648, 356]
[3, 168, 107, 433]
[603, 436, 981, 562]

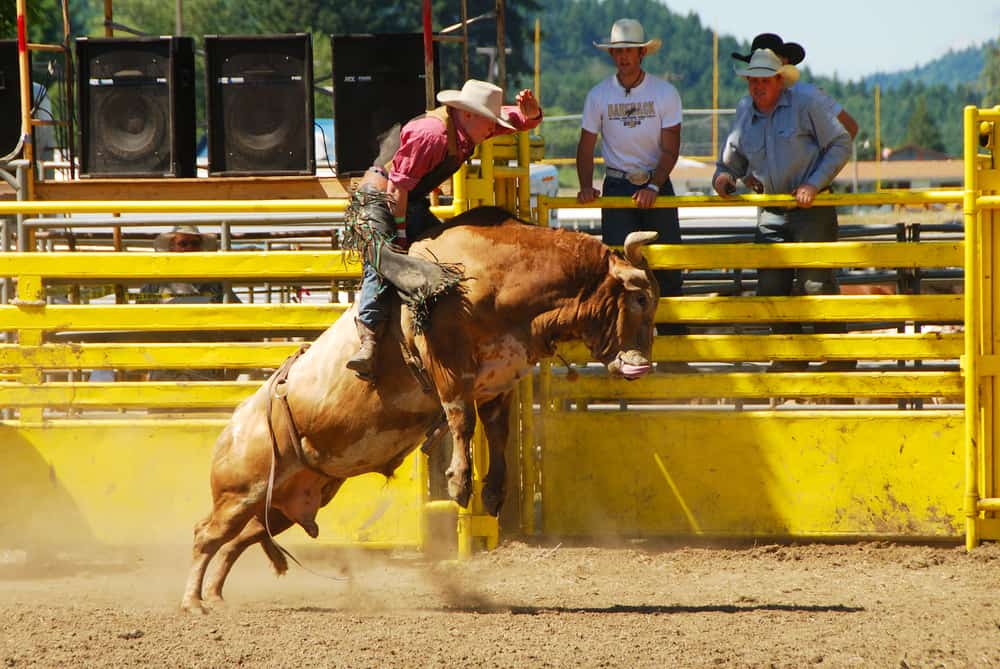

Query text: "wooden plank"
[32, 176, 355, 201]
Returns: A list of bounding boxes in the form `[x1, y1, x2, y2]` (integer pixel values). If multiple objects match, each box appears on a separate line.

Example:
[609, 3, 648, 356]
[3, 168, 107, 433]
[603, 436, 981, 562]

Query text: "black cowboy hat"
[731, 33, 806, 65]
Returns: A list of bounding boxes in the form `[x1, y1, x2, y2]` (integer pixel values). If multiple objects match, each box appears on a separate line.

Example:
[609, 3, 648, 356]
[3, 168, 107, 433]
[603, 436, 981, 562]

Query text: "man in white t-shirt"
[576, 18, 684, 335]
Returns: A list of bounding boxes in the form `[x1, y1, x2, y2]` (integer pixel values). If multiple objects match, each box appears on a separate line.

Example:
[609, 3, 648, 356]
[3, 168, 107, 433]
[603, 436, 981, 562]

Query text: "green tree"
[902, 95, 945, 152]
[982, 37, 1000, 107]
[1, 3, 13, 39]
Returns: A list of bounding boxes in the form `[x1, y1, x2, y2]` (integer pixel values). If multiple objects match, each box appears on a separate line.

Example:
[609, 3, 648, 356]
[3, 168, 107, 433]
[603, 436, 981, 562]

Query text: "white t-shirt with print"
[581, 73, 682, 174]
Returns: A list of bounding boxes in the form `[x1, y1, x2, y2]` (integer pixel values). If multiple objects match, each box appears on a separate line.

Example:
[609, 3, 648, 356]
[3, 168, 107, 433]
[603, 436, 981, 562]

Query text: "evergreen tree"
[982, 36, 1000, 107]
[902, 95, 946, 152]
[1, 3, 13, 39]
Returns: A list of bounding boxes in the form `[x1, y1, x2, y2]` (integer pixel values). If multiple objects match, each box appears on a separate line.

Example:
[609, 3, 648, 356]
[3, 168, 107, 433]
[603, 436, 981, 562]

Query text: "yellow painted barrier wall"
[540, 412, 963, 537]
[0, 421, 424, 549]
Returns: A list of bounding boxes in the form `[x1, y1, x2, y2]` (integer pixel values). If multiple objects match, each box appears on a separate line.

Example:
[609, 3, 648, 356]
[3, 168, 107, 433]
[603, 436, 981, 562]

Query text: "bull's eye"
[635, 293, 648, 309]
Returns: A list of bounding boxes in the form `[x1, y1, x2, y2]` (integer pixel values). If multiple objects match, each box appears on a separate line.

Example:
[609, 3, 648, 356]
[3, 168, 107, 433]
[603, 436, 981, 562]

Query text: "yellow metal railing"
[1, 122, 991, 548]
[963, 105, 1000, 549]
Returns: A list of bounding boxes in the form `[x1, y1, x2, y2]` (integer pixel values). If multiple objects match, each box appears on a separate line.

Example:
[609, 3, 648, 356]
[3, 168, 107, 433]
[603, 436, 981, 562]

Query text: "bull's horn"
[623, 230, 658, 266]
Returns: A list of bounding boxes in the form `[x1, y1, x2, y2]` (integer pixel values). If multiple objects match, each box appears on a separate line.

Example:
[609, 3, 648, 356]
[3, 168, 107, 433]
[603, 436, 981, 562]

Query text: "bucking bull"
[182, 206, 659, 613]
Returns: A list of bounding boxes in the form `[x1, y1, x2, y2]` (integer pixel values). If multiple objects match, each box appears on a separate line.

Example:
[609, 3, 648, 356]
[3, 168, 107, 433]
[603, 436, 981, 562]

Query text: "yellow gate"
[963, 105, 1000, 548]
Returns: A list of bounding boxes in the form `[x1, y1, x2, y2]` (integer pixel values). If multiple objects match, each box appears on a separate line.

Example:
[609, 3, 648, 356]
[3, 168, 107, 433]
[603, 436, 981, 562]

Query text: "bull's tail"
[260, 536, 289, 576]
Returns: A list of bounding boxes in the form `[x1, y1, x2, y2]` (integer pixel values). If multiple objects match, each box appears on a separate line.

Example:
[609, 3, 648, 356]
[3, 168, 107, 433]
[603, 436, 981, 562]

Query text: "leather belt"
[605, 167, 652, 186]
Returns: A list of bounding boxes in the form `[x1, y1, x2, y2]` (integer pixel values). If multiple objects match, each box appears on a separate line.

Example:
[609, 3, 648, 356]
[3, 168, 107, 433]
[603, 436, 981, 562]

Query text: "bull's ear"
[623, 231, 657, 268]
[610, 259, 652, 292]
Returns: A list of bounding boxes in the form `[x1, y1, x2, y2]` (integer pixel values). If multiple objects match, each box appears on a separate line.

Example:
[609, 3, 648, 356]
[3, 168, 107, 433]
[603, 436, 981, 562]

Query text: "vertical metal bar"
[517, 131, 530, 219]
[15, 0, 34, 202]
[875, 85, 881, 192]
[518, 374, 535, 535]
[711, 31, 718, 161]
[495, 0, 506, 94]
[963, 105, 981, 550]
[533, 18, 540, 101]
[1, 216, 9, 305]
[103, 0, 113, 37]
[15, 164, 27, 251]
[460, 0, 469, 82]
[422, 0, 435, 111]
[61, 0, 76, 179]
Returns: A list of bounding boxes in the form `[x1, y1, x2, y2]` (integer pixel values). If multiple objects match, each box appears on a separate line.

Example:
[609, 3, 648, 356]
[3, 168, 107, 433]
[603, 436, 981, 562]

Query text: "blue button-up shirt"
[714, 86, 851, 195]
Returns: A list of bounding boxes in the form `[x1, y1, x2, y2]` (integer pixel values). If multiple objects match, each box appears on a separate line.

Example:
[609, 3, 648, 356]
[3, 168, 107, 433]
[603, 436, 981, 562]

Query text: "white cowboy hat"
[154, 224, 218, 252]
[593, 19, 661, 55]
[436, 79, 515, 130]
[733, 48, 783, 78]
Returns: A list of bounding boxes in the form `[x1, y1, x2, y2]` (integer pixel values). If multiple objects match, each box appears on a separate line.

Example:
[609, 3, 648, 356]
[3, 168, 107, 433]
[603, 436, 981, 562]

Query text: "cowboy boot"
[346, 318, 385, 381]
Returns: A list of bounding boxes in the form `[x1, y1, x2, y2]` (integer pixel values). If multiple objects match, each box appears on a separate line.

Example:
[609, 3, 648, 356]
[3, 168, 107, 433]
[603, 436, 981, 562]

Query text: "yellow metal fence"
[1, 120, 999, 551]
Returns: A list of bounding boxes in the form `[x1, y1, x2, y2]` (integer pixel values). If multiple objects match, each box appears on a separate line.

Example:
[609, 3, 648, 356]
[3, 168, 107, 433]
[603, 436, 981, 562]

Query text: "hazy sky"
[660, 0, 1000, 80]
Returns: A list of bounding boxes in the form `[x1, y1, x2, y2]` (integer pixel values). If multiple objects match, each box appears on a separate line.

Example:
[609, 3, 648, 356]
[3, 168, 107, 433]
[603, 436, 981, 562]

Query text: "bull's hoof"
[203, 593, 226, 609]
[180, 596, 209, 615]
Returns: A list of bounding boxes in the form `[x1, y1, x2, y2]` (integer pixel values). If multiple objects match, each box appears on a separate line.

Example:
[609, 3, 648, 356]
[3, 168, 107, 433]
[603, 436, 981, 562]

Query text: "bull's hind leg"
[203, 476, 345, 605]
[203, 509, 294, 606]
[478, 392, 513, 516]
[181, 492, 260, 614]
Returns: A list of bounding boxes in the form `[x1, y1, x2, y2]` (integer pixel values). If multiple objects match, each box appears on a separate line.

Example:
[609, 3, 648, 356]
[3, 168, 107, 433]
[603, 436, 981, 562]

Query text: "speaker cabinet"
[332, 33, 438, 175]
[205, 34, 314, 176]
[0, 40, 24, 159]
[76, 36, 195, 177]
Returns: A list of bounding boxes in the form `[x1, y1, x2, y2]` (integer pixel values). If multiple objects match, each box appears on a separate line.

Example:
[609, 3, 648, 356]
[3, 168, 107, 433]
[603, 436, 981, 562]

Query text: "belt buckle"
[626, 169, 650, 186]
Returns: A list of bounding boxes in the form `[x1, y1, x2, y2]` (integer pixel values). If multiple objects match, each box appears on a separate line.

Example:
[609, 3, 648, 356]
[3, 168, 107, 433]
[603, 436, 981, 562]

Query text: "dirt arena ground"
[3, 539, 1000, 668]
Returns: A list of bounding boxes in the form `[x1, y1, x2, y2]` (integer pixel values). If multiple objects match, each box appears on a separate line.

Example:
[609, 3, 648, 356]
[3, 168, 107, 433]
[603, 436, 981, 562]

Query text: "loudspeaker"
[332, 33, 438, 174]
[76, 36, 196, 177]
[205, 34, 314, 176]
[0, 40, 24, 159]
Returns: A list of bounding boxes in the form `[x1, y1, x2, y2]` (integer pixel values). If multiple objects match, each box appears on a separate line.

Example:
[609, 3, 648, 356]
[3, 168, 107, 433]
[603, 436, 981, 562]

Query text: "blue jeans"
[755, 206, 841, 334]
[356, 198, 443, 328]
[602, 176, 683, 334]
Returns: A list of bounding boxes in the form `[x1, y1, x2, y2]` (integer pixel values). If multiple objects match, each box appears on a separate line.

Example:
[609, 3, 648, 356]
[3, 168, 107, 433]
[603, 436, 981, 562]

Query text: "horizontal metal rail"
[557, 333, 963, 364]
[0, 251, 362, 280]
[547, 371, 963, 401]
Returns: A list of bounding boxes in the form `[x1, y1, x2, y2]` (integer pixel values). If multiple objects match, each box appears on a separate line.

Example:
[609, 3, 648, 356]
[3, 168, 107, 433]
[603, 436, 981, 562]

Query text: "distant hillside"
[864, 42, 993, 90]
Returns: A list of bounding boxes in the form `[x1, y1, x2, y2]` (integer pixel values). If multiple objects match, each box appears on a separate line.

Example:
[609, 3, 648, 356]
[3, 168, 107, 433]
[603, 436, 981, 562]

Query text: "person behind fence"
[713, 48, 852, 371]
[731, 34, 858, 180]
[138, 225, 239, 381]
[343, 79, 542, 381]
[575, 18, 684, 337]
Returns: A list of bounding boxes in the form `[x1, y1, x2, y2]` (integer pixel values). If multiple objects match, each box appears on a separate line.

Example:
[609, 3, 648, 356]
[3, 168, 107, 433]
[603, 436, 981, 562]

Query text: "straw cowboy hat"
[593, 19, 661, 55]
[154, 225, 218, 252]
[779, 64, 800, 88]
[437, 80, 515, 130]
[731, 33, 806, 66]
[733, 48, 784, 78]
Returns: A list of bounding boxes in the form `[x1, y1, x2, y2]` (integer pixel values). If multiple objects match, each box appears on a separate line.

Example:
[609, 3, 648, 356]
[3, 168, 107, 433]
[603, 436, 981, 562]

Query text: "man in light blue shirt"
[713, 48, 851, 364]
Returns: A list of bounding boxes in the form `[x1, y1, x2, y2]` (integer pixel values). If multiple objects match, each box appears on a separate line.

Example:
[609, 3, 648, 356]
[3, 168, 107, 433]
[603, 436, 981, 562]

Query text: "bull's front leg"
[442, 397, 476, 508]
[478, 392, 513, 516]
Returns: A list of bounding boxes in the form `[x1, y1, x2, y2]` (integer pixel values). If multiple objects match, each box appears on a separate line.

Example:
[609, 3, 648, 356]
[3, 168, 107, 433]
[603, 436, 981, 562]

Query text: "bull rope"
[263, 344, 347, 582]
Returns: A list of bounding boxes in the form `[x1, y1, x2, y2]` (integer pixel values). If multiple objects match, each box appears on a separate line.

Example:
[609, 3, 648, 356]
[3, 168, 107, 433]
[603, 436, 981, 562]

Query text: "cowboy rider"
[346, 79, 543, 381]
